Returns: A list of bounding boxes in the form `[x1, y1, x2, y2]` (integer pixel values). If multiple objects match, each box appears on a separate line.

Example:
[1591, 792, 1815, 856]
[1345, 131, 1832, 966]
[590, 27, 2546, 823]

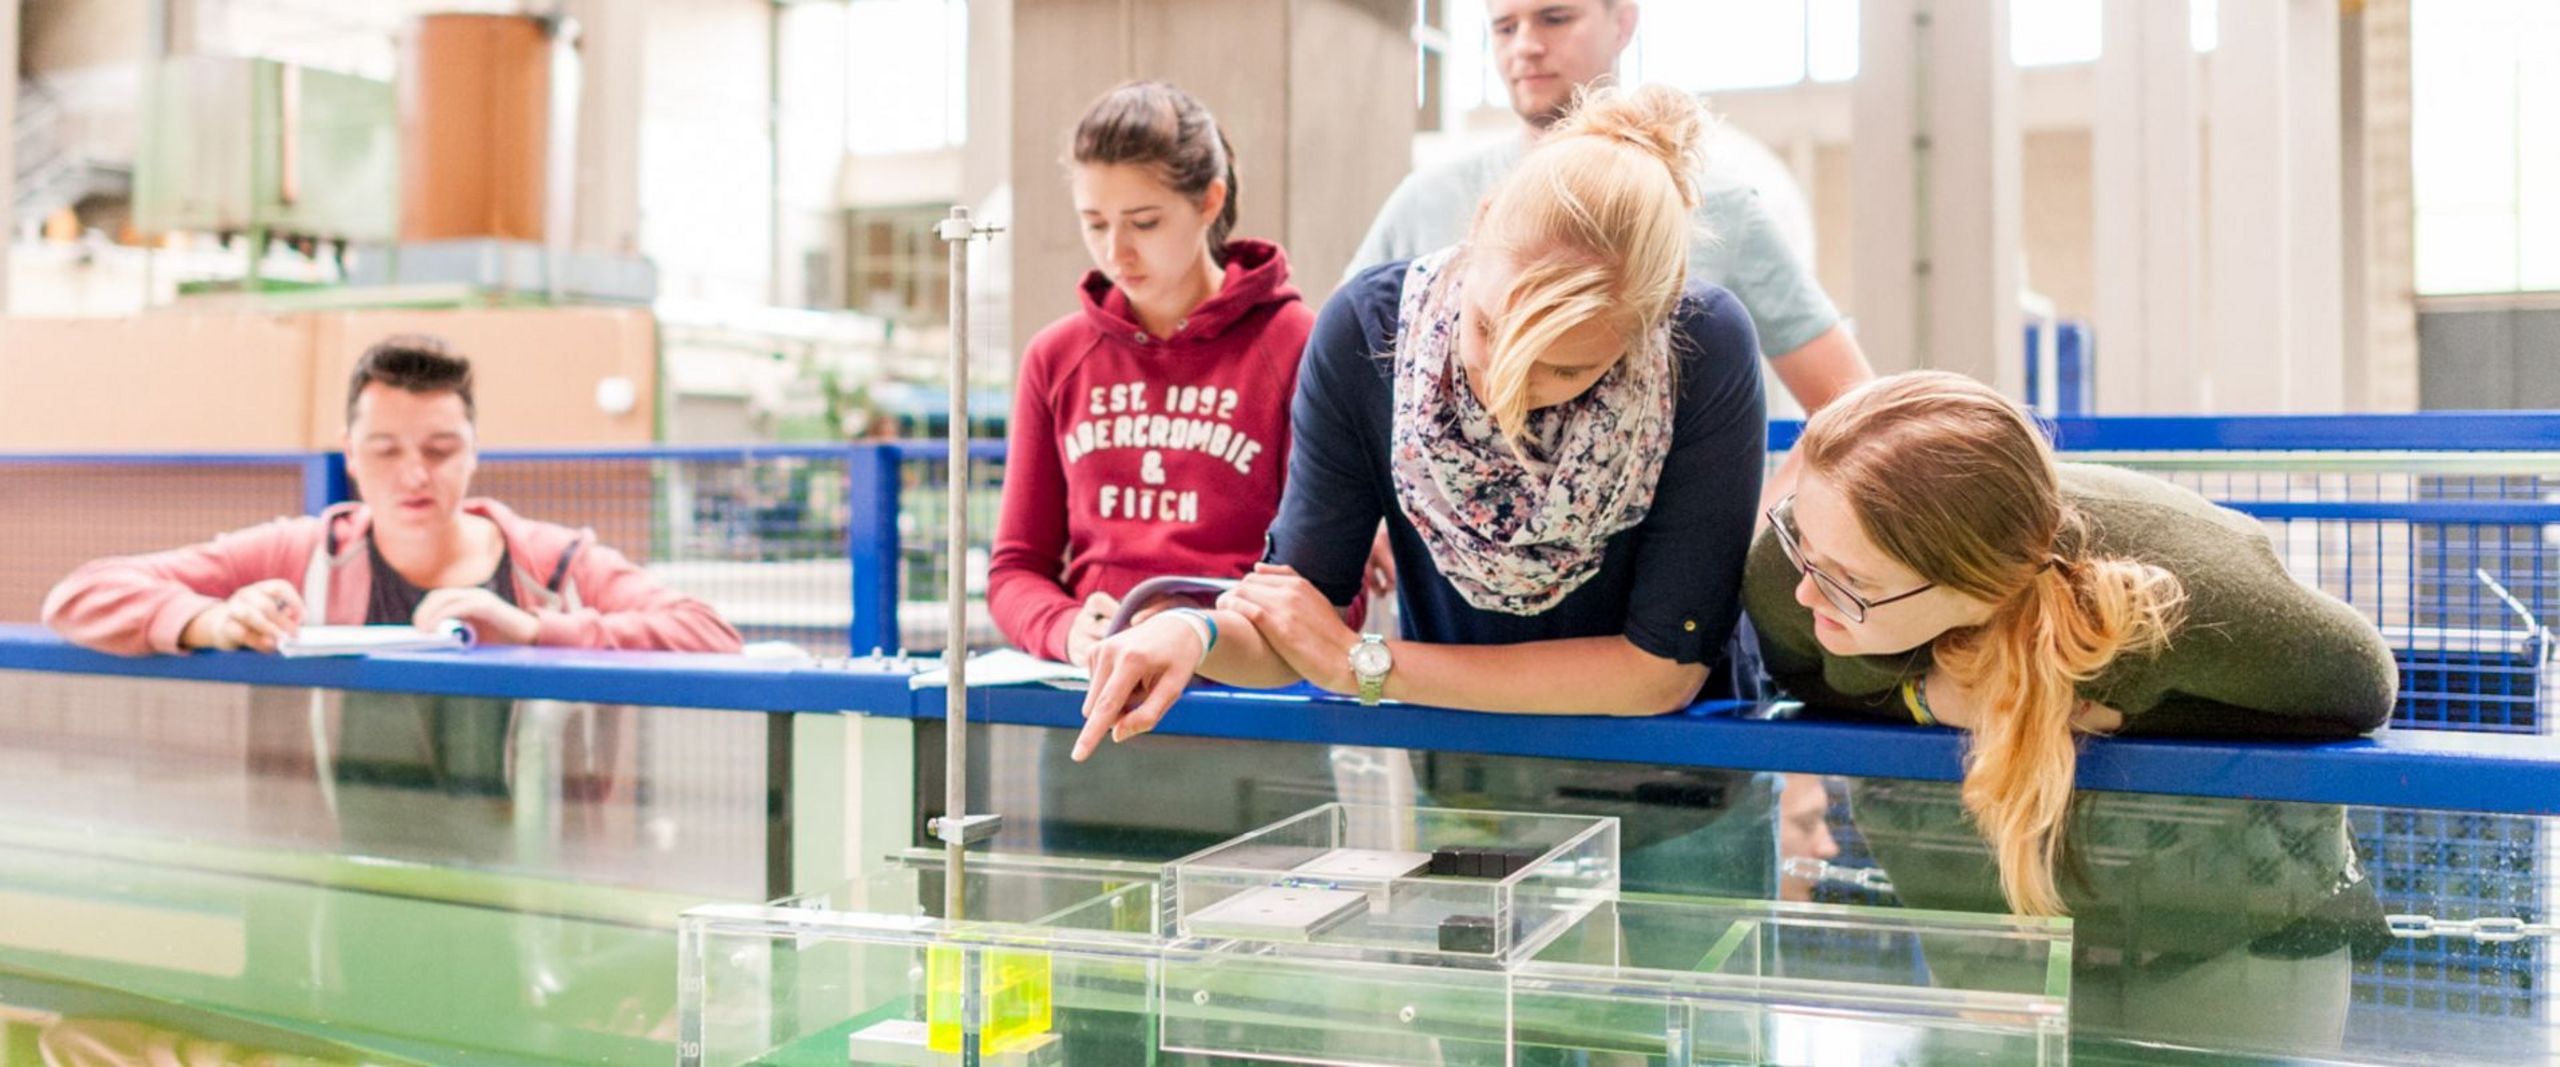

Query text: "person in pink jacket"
[43, 336, 743, 656]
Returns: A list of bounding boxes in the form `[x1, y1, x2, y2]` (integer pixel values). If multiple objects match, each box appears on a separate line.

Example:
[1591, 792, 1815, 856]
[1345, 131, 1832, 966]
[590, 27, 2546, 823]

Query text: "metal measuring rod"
[928, 205, 1007, 928]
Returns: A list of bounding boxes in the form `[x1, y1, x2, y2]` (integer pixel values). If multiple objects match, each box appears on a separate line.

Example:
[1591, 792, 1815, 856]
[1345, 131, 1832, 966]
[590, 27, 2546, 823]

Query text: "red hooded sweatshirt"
[991, 239, 1315, 661]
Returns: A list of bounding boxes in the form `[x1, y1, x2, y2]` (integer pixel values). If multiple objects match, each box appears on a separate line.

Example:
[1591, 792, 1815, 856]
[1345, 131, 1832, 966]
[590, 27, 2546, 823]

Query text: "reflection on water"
[31, 1019, 361, 1067]
[938, 722, 2560, 1063]
[1851, 780, 2380, 1057]
[937, 722, 1784, 901]
[1, 963, 421, 1066]
[0, 844, 681, 1066]
[0, 673, 775, 901]
[3, 673, 2554, 1064]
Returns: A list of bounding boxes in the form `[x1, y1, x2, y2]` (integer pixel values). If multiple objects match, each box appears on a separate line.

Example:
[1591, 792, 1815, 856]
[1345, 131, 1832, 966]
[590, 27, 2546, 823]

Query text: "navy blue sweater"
[1266, 261, 1766, 665]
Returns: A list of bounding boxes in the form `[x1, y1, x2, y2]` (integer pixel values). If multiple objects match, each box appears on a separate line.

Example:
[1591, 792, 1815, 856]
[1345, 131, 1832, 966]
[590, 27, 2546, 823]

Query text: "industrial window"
[1432, 0, 2219, 104]
[2411, 0, 2560, 295]
[845, 204, 955, 325]
[845, 0, 970, 155]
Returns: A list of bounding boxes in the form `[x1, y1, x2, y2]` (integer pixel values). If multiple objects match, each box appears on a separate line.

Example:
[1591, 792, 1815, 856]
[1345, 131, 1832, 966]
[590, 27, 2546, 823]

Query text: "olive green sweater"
[1743, 463, 2398, 737]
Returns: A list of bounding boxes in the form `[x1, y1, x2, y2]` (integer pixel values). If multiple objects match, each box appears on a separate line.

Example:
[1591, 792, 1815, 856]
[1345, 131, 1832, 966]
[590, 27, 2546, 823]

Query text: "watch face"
[1350, 640, 1392, 677]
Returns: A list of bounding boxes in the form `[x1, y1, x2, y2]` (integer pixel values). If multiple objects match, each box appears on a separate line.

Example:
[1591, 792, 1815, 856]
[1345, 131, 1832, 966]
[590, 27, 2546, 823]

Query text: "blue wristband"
[1167, 608, 1218, 665]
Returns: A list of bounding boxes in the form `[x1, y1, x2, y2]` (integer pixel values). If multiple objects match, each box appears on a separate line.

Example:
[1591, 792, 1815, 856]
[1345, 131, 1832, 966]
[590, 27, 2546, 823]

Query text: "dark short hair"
[347, 335, 475, 424]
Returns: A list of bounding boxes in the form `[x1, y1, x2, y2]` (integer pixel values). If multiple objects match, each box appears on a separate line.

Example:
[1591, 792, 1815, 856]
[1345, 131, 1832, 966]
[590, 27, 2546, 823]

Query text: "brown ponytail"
[1069, 80, 1240, 264]
[1799, 372, 2186, 915]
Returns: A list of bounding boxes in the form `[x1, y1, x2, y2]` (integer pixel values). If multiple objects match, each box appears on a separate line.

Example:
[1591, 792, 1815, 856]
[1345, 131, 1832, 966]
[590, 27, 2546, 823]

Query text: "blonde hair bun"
[1550, 83, 1708, 211]
[1461, 82, 1708, 439]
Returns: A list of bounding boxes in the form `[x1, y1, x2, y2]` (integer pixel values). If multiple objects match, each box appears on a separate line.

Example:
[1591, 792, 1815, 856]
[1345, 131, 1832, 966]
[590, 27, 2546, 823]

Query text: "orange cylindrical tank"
[399, 13, 551, 241]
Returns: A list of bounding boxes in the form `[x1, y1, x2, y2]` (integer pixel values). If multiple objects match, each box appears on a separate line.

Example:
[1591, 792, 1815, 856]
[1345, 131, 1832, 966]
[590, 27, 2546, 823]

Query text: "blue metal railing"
[9, 413, 2560, 713]
[0, 621, 2553, 818]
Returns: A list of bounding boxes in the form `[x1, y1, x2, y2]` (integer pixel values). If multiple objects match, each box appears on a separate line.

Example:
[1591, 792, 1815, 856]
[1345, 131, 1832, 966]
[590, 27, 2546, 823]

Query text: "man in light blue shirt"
[1347, 0, 1874, 505]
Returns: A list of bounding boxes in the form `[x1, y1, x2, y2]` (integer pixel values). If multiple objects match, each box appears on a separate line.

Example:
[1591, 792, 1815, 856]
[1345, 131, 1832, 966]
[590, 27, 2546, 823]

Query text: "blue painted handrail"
[0, 624, 914, 712]
[4, 623, 2552, 818]
[2222, 500, 2560, 524]
[1762, 411, 2560, 453]
[17, 412, 2560, 469]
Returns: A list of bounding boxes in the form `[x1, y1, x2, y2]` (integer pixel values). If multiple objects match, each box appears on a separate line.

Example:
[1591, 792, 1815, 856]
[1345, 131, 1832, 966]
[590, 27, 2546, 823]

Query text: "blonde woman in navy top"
[1073, 85, 1766, 760]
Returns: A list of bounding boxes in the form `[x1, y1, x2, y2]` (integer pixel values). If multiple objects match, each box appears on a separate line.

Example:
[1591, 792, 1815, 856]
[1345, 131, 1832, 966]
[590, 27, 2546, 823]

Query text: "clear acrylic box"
[1165, 802, 1618, 965]
[680, 852, 1163, 1066]
[1153, 889, 2072, 1066]
[679, 814, 2075, 1066]
[1513, 894, 2075, 1064]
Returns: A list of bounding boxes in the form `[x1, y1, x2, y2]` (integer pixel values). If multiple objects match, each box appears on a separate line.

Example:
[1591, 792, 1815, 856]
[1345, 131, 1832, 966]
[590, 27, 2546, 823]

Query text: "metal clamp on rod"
[928, 813, 1005, 846]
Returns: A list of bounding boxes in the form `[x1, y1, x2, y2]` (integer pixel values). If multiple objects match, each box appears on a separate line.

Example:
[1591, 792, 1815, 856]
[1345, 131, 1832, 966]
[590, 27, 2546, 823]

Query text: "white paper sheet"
[905, 648, 1091, 691]
[276, 622, 473, 658]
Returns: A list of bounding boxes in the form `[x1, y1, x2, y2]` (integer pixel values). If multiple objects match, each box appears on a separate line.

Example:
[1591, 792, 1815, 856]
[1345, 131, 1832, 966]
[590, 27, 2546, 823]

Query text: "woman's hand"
[1928, 672, 2124, 734]
[1364, 527, 1397, 599]
[2071, 700, 2124, 734]
[1220, 563, 1359, 695]
[1073, 613, 1206, 761]
[180, 579, 306, 652]
[1063, 591, 1121, 668]
[415, 588, 541, 646]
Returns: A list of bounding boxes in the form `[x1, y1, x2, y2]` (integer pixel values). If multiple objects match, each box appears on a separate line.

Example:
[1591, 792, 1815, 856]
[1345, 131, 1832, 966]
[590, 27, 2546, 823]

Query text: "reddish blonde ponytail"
[1936, 520, 2182, 914]
[1799, 373, 2185, 915]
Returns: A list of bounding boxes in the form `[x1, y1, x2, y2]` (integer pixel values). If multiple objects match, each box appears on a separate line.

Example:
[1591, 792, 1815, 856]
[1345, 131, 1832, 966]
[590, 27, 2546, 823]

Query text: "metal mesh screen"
[891, 449, 1008, 653]
[0, 462, 308, 625]
[479, 453, 857, 656]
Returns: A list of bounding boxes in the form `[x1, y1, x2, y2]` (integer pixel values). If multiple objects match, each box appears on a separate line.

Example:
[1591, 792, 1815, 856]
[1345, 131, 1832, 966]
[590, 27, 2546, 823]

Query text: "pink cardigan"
[43, 498, 744, 656]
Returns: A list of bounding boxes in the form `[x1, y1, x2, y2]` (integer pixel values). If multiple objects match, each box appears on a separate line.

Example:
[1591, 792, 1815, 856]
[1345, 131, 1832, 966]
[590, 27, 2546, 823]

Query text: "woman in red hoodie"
[990, 81, 1316, 666]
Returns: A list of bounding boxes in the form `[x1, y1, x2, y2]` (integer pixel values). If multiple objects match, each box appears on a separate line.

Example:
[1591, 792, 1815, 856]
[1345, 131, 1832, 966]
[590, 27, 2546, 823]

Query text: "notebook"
[276, 621, 475, 658]
[905, 648, 1090, 691]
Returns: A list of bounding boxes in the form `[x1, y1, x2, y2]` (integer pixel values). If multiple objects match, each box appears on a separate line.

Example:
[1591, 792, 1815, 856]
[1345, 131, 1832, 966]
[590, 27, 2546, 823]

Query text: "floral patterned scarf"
[1389, 248, 1675, 615]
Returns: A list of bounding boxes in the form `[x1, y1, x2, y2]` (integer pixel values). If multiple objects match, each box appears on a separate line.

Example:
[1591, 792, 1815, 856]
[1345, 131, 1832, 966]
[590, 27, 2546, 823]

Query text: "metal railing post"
[845, 444, 902, 656]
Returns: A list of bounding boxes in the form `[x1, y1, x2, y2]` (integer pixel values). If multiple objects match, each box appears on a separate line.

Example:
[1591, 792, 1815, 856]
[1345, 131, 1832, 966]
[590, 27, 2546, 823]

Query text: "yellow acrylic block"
[924, 945, 1054, 1055]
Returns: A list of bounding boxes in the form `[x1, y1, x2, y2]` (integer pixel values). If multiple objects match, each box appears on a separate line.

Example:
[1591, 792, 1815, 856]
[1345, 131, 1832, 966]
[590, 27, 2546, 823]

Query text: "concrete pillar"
[2208, 0, 2288, 412]
[563, 0, 643, 256]
[2288, 0, 2345, 411]
[2, 0, 18, 313]
[1006, 0, 1412, 353]
[2092, 0, 2203, 412]
[960, 0, 1010, 212]
[2210, 0, 2347, 413]
[2342, 0, 2419, 412]
[1851, 0, 2023, 394]
[1850, 1, 1918, 374]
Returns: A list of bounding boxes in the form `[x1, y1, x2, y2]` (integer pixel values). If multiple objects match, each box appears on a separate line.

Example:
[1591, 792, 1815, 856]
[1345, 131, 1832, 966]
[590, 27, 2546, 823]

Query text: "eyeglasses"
[1766, 495, 1935, 623]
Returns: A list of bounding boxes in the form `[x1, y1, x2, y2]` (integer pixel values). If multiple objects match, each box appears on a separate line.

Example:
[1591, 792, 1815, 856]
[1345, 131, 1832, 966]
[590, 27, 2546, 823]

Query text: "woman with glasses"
[1070, 85, 1767, 761]
[1744, 370, 2396, 916]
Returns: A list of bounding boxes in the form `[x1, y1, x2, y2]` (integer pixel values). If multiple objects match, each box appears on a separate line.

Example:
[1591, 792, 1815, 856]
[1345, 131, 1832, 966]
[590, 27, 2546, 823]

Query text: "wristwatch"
[1349, 634, 1393, 706]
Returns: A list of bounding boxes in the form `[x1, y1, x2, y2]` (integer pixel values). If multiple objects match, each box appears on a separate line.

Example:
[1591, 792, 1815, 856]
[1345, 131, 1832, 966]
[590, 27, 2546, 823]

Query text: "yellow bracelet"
[1901, 677, 1939, 726]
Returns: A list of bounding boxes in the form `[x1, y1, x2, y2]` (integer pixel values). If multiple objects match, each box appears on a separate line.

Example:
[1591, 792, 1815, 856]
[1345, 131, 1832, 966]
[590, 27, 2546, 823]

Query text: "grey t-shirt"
[1344, 134, 1843, 362]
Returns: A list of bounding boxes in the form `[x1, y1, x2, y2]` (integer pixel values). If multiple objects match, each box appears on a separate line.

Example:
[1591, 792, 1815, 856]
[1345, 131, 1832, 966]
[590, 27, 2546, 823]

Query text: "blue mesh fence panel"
[478, 451, 857, 656]
[2351, 809, 2544, 1034]
[1770, 443, 2558, 1034]
[2078, 458, 2555, 1038]
[0, 461, 310, 626]
[892, 447, 1009, 653]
